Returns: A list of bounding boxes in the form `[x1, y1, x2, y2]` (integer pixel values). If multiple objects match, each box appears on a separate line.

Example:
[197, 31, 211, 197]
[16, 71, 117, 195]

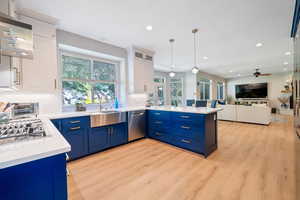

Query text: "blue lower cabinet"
[171, 135, 203, 154]
[147, 110, 217, 157]
[89, 126, 110, 153]
[109, 123, 128, 147]
[63, 129, 88, 159]
[51, 119, 61, 131]
[51, 116, 89, 160]
[148, 129, 171, 143]
[89, 123, 128, 153]
[173, 122, 204, 141]
[0, 154, 67, 200]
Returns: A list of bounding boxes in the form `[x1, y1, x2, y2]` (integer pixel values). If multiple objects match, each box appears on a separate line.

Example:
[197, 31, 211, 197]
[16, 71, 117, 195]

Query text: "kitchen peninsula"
[0, 106, 220, 200]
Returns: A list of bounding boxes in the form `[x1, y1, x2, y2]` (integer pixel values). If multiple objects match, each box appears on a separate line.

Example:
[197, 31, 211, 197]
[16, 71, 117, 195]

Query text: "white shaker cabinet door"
[133, 58, 146, 93]
[21, 35, 58, 93]
[143, 60, 154, 94]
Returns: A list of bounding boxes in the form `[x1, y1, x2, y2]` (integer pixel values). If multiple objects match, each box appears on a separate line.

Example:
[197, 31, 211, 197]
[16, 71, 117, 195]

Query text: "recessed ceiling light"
[285, 51, 291, 55]
[284, 62, 288, 65]
[256, 43, 263, 47]
[237, 74, 241, 76]
[229, 70, 233, 73]
[146, 25, 153, 31]
[203, 56, 208, 60]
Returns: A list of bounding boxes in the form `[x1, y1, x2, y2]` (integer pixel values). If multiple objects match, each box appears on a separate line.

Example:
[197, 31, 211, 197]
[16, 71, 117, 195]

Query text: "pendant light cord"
[192, 29, 198, 67]
[194, 31, 196, 66]
[170, 39, 175, 69]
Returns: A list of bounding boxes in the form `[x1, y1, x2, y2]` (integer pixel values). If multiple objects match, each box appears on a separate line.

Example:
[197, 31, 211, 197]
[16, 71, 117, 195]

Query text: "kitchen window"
[199, 78, 211, 100]
[217, 82, 224, 100]
[61, 52, 118, 106]
[170, 78, 183, 106]
[153, 77, 166, 105]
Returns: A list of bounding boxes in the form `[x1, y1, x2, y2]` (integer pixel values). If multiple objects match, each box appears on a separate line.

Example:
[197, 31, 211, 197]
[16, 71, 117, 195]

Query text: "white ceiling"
[16, 0, 295, 79]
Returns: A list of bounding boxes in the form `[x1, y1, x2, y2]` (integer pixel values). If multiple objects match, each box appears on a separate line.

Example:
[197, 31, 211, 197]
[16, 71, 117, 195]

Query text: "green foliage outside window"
[62, 54, 117, 105]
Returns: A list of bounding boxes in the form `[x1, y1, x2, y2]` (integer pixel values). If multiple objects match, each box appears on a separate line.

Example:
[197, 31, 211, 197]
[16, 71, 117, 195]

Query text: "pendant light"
[191, 28, 199, 74]
[169, 39, 176, 77]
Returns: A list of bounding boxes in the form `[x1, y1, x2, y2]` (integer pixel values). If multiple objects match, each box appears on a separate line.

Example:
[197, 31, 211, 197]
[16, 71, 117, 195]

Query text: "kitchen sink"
[90, 111, 126, 128]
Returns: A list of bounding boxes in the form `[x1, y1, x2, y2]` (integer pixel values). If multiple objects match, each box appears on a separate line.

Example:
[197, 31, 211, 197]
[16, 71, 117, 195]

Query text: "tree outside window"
[61, 54, 117, 106]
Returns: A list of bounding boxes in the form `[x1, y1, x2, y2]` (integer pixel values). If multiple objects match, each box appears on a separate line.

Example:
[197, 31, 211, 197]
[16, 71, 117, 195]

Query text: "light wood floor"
[67, 116, 296, 200]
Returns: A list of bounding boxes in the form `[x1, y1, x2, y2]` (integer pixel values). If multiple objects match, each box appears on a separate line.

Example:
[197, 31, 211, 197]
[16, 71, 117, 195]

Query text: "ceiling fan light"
[191, 66, 199, 74]
[169, 71, 176, 77]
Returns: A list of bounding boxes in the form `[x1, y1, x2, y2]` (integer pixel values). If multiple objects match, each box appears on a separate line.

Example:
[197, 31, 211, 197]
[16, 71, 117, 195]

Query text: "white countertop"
[0, 117, 70, 169]
[0, 105, 221, 169]
[44, 106, 221, 119]
[148, 106, 222, 114]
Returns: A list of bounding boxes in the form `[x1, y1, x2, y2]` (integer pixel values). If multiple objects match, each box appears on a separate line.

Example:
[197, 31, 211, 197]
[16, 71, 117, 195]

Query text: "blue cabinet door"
[0, 154, 67, 200]
[63, 129, 88, 160]
[89, 127, 110, 153]
[110, 123, 128, 147]
[51, 119, 61, 131]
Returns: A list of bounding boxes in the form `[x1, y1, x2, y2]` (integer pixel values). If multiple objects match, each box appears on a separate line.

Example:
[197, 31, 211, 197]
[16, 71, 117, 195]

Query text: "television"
[235, 83, 268, 99]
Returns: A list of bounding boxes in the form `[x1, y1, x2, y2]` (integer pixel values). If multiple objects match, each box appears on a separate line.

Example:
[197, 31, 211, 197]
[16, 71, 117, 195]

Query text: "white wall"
[227, 72, 293, 108]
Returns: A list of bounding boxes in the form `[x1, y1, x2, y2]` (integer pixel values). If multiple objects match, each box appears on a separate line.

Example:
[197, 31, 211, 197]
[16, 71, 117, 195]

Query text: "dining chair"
[195, 100, 207, 107]
[186, 99, 195, 106]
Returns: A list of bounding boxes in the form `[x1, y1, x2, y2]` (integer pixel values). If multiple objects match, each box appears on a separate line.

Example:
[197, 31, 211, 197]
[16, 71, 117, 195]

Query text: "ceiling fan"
[253, 68, 271, 77]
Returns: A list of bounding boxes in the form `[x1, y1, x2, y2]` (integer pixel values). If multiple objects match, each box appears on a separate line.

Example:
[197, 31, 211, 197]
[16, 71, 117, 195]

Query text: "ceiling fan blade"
[259, 73, 272, 76]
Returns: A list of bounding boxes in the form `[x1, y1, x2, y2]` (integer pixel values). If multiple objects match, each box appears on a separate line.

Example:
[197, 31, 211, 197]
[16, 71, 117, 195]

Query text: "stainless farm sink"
[90, 111, 126, 128]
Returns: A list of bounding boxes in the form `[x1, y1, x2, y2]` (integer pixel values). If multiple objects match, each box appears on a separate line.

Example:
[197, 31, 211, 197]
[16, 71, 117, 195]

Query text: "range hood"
[0, 12, 33, 59]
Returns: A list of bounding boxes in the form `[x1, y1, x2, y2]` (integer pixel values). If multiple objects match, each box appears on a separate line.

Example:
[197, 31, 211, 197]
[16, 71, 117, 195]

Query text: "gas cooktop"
[0, 118, 46, 144]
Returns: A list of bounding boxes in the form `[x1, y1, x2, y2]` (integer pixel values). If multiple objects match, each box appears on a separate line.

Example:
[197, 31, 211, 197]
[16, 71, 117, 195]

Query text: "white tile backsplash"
[0, 91, 61, 114]
[127, 93, 147, 106]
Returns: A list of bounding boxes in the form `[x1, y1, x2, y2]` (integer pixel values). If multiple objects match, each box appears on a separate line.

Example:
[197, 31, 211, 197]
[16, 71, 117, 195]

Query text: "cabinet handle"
[13, 67, 21, 85]
[180, 115, 190, 119]
[69, 126, 81, 130]
[154, 112, 161, 115]
[54, 79, 57, 89]
[181, 139, 191, 144]
[69, 120, 80, 124]
[181, 126, 191, 130]
[155, 121, 162, 124]
[155, 132, 162, 136]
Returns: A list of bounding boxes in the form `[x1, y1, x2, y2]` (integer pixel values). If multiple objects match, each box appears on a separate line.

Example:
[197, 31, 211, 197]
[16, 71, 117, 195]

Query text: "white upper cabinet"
[128, 47, 154, 94]
[13, 14, 58, 93]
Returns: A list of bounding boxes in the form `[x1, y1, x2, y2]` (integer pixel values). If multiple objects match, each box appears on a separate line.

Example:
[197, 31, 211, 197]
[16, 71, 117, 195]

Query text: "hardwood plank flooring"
[67, 116, 296, 200]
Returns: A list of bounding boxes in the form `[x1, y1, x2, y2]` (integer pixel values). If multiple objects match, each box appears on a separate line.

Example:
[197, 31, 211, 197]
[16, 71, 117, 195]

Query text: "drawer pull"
[154, 113, 161, 115]
[155, 132, 162, 136]
[181, 126, 191, 129]
[180, 115, 190, 119]
[181, 139, 191, 144]
[70, 126, 81, 130]
[155, 121, 163, 124]
[69, 120, 80, 124]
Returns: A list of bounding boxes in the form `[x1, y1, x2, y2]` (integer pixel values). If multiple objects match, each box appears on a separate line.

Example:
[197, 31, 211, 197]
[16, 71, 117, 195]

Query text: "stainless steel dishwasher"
[128, 110, 146, 141]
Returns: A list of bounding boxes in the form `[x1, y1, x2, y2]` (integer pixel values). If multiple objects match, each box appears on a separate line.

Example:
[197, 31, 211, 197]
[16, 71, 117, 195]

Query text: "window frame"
[198, 79, 211, 100]
[217, 82, 225, 100]
[153, 76, 166, 105]
[169, 77, 184, 106]
[59, 50, 120, 108]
